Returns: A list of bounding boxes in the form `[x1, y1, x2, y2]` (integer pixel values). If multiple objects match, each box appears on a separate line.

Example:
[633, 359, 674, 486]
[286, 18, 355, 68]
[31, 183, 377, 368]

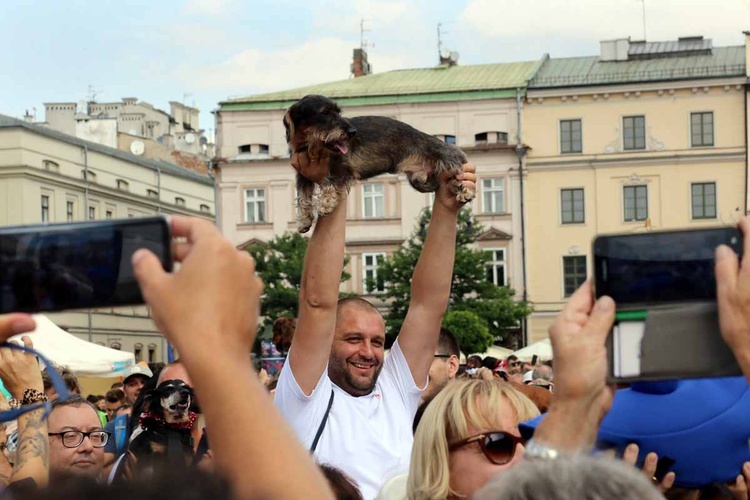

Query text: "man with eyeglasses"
[47, 396, 107, 480]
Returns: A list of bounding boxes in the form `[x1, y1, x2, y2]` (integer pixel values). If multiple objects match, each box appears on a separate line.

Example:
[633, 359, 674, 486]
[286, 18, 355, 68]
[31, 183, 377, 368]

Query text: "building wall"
[0, 125, 216, 362]
[524, 79, 747, 342]
[217, 98, 525, 303]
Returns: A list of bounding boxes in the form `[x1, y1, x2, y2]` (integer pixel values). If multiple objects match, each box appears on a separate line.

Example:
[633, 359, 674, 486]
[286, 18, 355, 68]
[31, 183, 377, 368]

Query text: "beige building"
[215, 53, 539, 343]
[523, 35, 750, 342]
[0, 114, 215, 362]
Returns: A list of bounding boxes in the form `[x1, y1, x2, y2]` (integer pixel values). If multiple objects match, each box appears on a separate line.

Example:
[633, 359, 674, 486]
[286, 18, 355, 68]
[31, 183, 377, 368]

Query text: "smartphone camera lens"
[731, 237, 738, 245]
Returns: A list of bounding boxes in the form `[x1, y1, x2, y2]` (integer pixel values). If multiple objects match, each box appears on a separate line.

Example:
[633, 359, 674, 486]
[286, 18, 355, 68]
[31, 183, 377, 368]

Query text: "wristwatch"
[524, 439, 562, 460]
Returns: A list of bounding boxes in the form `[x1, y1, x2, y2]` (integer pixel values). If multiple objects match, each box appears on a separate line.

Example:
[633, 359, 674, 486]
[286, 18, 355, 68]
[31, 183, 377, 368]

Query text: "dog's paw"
[297, 213, 315, 233]
[456, 186, 476, 204]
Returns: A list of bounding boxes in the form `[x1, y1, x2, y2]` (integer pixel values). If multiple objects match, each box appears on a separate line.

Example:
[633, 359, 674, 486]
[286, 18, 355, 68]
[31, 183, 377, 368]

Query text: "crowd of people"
[0, 152, 750, 499]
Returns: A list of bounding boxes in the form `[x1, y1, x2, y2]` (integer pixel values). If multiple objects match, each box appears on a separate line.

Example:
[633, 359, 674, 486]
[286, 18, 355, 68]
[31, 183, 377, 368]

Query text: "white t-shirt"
[275, 340, 424, 500]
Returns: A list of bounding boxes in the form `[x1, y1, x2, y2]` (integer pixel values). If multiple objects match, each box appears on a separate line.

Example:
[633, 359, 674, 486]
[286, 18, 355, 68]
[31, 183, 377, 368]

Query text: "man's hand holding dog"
[434, 163, 477, 213]
[291, 148, 331, 185]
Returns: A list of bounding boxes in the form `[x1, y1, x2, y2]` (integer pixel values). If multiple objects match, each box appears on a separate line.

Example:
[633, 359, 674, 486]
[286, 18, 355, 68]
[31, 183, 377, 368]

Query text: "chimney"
[351, 48, 371, 78]
[600, 38, 630, 62]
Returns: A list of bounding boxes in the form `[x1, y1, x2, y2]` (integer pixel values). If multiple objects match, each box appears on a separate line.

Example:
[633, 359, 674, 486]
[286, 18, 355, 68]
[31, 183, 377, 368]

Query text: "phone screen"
[0, 217, 171, 314]
[593, 227, 742, 305]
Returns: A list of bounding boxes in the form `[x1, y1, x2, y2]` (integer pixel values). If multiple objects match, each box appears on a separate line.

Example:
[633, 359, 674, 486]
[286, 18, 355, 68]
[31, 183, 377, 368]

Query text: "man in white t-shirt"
[275, 153, 476, 499]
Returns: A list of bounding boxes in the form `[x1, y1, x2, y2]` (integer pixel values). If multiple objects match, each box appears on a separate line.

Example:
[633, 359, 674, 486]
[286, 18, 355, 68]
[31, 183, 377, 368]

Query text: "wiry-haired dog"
[284, 94, 475, 233]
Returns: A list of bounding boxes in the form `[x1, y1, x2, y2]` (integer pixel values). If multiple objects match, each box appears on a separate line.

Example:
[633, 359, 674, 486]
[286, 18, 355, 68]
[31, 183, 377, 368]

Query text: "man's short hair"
[43, 365, 82, 395]
[105, 389, 125, 404]
[337, 297, 382, 317]
[505, 354, 518, 364]
[437, 327, 460, 358]
[50, 395, 101, 418]
[474, 455, 662, 500]
[532, 364, 553, 382]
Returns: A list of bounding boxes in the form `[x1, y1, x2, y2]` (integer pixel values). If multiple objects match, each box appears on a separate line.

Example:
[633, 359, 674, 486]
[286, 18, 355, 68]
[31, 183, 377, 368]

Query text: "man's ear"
[448, 355, 460, 379]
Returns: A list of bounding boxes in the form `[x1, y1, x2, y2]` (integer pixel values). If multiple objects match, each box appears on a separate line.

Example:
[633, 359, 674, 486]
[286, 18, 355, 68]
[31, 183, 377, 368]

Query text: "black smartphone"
[593, 226, 742, 306]
[0, 216, 172, 314]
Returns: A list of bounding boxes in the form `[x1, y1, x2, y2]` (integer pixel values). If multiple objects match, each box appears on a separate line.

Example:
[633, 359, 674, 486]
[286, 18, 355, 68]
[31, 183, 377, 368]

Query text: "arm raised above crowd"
[290, 189, 348, 396]
[132, 216, 333, 500]
[398, 164, 476, 388]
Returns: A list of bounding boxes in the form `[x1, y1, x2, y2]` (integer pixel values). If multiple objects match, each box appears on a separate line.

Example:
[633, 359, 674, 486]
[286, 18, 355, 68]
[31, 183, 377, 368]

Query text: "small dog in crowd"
[284, 94, 475, 233]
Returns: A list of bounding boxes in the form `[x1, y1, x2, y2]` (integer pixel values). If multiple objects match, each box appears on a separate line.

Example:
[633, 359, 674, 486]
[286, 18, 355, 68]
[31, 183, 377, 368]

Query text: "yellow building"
[523, 36, 750, 342]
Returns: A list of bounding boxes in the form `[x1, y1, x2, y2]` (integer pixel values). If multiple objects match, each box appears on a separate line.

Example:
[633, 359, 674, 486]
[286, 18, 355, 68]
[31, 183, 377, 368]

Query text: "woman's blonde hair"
[407, 379, 539, 500]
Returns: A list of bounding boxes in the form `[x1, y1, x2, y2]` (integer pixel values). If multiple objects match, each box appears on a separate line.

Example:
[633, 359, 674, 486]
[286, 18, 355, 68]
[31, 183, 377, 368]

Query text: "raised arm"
[398, 164, 476, 387]
[133, 216, 332, 500]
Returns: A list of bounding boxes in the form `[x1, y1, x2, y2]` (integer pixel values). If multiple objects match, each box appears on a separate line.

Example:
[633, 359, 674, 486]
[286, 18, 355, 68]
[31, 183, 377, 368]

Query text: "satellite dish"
[130, 140, 145, 156]
[199, 136, 208, 145]
[450, 51, 460, 63]
[440, 48, 451, 60]
[185, 133, 196, 144]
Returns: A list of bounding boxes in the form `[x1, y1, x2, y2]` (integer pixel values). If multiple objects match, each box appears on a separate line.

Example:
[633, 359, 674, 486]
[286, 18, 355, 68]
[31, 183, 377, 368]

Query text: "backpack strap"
[310, 389, 334, 453]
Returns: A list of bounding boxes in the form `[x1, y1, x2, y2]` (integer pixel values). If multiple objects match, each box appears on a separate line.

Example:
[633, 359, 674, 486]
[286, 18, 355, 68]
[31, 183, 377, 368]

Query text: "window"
[148, 344, 157, 363]
[475, 132, 488, 144]
[691, 112, 714, 147]
[88, 206, 96, 220]
[362, 183, 384, 218]
[117, 179, 130, 191]
[66, 201, 75, 222]
[560, 119, 582, 154]
[482, 178, 505, 214]
[561, 188, 585, 224]
[362, 253, 386, 293]
[43, 160, 59, 172]
[486, 249, 507, 286]
[623, 116, 646, 151]
[110, 342, 122, 350]
[259, 144, 269, 155]
[82, 170, 97, 182]
[691, 182, 717, 219]
[147, 189, 158, 198]
[238, 144, 251, 154]
[41, 195, 50, 223]
[175, 197, 186, 207]
[105, 210, 113, 219]
[200, 204, 211, 213]
[435, 134, 456, 144]
[244, 188, 266, 223]
[475, 131, 509, 145]
[563, 256, 587, 297]
[134, 343, 143, 362]
[623, 185, 648, 222]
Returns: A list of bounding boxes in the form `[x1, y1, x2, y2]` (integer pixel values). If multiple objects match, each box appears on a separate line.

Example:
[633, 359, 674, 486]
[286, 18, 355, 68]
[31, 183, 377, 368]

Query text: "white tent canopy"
[512, 338, 553, 361]
[9, 315, 135, 377]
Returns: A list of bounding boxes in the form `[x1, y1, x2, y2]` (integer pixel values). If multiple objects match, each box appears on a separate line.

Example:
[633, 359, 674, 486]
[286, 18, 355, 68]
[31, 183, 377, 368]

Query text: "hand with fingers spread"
[531, 280, 616, 453]
[621, 443, 676, 494]
[715, 217, 750, 383]
[434, 163, 477, 213]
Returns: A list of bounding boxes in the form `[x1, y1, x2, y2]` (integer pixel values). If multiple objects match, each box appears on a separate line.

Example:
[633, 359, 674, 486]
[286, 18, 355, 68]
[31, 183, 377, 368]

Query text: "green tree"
[247, 232, 351, 332]
[442, 310, 494, 358]
[375, 208, 531, 347]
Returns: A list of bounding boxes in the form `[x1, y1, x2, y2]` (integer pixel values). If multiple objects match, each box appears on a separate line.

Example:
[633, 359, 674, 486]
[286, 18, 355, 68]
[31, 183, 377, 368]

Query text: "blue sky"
[1, 0, 748, 135]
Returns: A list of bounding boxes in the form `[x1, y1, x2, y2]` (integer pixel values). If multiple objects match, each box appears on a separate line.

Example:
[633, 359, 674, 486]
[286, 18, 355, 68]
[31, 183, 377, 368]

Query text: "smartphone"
[0, 216, 172, 314]
[593, 226, 742, 306]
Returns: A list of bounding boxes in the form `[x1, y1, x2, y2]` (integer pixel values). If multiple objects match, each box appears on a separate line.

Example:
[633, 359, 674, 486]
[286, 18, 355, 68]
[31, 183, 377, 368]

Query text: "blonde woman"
[407, 379, 539, 500]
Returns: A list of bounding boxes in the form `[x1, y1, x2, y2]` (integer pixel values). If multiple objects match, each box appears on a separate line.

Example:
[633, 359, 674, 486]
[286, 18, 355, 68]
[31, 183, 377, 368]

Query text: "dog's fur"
[284, 95, 475, 233]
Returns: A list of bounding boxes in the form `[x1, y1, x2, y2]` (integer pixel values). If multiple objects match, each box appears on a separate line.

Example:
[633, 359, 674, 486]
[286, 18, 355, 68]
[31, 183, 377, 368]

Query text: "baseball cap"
[122, 364, 153, 383]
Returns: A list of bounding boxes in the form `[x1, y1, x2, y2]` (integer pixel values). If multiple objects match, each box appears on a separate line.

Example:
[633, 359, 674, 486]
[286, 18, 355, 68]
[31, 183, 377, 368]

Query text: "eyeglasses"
[509, 361, 522, 367]
[48, 430, 110, 448]
[449, 431, 525, 465]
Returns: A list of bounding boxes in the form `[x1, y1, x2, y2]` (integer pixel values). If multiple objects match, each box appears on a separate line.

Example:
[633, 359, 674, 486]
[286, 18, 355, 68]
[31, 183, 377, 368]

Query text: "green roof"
[529, 46, 746, 89]
[220, 60, 540, 111]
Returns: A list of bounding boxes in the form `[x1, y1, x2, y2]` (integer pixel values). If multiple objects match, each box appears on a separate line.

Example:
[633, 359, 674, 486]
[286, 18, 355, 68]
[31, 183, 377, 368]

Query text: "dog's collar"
[139, 411, 197, 431]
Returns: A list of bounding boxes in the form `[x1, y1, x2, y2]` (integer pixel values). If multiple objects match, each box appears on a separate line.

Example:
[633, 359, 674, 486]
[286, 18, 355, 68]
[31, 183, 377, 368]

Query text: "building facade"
[523, 36, 750, 342]
[0, 114, 215, 362]
[215, 57, 538, 337]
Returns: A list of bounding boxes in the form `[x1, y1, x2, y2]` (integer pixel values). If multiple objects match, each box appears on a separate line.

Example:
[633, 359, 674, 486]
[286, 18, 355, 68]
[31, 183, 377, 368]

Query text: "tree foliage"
[375, 208, 531, 348]
[247, 232, 351, 332]
[442, 310, 494, 358]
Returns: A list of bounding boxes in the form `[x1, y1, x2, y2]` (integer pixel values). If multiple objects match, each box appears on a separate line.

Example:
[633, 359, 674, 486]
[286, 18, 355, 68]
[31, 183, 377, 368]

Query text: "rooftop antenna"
[639, 0, 647, 40]
[360, 19, 371, 51]
[86, 84, 99, 103]
[437, 22, 446, 58]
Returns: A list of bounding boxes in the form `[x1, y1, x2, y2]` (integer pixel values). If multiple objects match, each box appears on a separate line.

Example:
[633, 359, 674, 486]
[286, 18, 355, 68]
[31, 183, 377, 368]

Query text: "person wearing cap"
[102, 364, 153, 473]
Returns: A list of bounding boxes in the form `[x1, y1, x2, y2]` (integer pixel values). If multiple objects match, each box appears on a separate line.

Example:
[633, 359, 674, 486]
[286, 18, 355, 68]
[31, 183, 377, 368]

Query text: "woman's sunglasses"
[449, 431, 525, 465]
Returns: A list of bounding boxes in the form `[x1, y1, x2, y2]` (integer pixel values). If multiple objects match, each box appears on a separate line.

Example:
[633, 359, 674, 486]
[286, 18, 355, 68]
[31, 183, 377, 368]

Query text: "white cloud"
[182, 0, 228, 16]
[459, 0, 750, 49]
[192, 37, 414, 95]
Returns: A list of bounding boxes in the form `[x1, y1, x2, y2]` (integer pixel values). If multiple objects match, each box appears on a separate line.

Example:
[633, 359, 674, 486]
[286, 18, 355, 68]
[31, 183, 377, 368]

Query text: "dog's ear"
[283, 111, 294, 144]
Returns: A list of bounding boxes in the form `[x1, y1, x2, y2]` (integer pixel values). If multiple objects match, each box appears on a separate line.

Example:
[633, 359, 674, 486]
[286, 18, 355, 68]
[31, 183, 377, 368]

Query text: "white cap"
[523, 371, 534, 384]
[122, 364, 153, 383]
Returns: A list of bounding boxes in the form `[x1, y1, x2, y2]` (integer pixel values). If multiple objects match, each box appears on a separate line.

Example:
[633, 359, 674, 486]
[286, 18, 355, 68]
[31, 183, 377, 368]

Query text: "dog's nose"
[346, 127, 357, 138]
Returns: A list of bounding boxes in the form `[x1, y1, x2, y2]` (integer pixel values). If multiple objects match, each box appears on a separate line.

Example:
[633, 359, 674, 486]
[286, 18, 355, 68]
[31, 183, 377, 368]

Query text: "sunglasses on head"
[449, 431, 525, 465]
